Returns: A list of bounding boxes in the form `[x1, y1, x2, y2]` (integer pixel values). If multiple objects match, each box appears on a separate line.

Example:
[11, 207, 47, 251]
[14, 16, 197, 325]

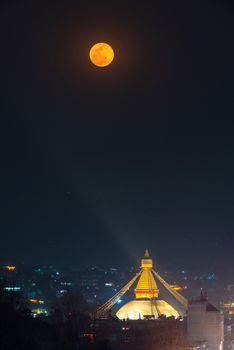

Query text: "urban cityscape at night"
[1, 0, 234, 349]
[1, 250, 234, 349]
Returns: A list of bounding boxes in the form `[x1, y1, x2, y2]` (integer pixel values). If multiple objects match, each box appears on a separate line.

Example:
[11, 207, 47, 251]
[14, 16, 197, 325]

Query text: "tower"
[116, 250, 180, 320]
[135, 249, 159, 299]
[187, 292, 224, 350]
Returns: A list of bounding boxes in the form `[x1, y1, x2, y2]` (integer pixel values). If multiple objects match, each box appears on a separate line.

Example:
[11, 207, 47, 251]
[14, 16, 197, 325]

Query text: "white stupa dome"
[116, 299, 179, 320]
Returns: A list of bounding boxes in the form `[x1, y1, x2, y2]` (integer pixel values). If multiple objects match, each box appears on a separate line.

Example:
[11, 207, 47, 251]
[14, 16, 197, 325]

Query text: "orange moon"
[89, 43, 114, 67]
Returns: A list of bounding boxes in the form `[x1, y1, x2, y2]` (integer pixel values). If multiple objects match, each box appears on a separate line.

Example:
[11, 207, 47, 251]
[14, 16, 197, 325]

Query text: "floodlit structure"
[187, 292, 224, 350]
[96, 250, 187, 320]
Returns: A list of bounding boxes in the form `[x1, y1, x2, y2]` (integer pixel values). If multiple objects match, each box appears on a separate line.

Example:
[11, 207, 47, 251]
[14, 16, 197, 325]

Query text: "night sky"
[1, 0, 234, 274]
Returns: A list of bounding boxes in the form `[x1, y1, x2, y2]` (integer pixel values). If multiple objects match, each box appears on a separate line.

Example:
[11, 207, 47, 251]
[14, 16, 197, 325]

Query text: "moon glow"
[89, 43, 114, 67]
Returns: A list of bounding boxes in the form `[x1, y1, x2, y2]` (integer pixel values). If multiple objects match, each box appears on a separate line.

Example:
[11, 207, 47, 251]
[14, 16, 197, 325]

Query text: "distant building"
[187, 291, 224, 350]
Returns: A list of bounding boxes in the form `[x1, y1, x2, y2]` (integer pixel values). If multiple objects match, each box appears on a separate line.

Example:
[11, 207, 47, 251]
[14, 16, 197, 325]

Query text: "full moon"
[89, 43, 114, 67]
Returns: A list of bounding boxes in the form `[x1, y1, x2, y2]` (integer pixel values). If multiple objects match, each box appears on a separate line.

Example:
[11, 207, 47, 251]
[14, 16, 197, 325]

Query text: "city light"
[31, 309, 48, 317]
[4, 265, 16, 271]
[170, 284, 182, 291]
[29, 299, 44, 304]
[4, 287, 21, 291]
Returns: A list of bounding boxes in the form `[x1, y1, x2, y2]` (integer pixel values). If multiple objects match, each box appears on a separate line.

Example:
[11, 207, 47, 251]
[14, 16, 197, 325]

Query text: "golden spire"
[135, 250, 159, 299]
[141, 249, 153, 269]
[144, 249, 150, 258]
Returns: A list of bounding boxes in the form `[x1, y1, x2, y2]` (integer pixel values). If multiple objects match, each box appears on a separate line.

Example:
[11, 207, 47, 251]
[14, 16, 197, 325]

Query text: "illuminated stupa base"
[116, 299, 179, 320]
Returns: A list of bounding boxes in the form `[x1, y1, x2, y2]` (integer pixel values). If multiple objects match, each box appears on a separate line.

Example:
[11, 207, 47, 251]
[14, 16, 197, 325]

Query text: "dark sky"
[0, 0, 234, 274]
